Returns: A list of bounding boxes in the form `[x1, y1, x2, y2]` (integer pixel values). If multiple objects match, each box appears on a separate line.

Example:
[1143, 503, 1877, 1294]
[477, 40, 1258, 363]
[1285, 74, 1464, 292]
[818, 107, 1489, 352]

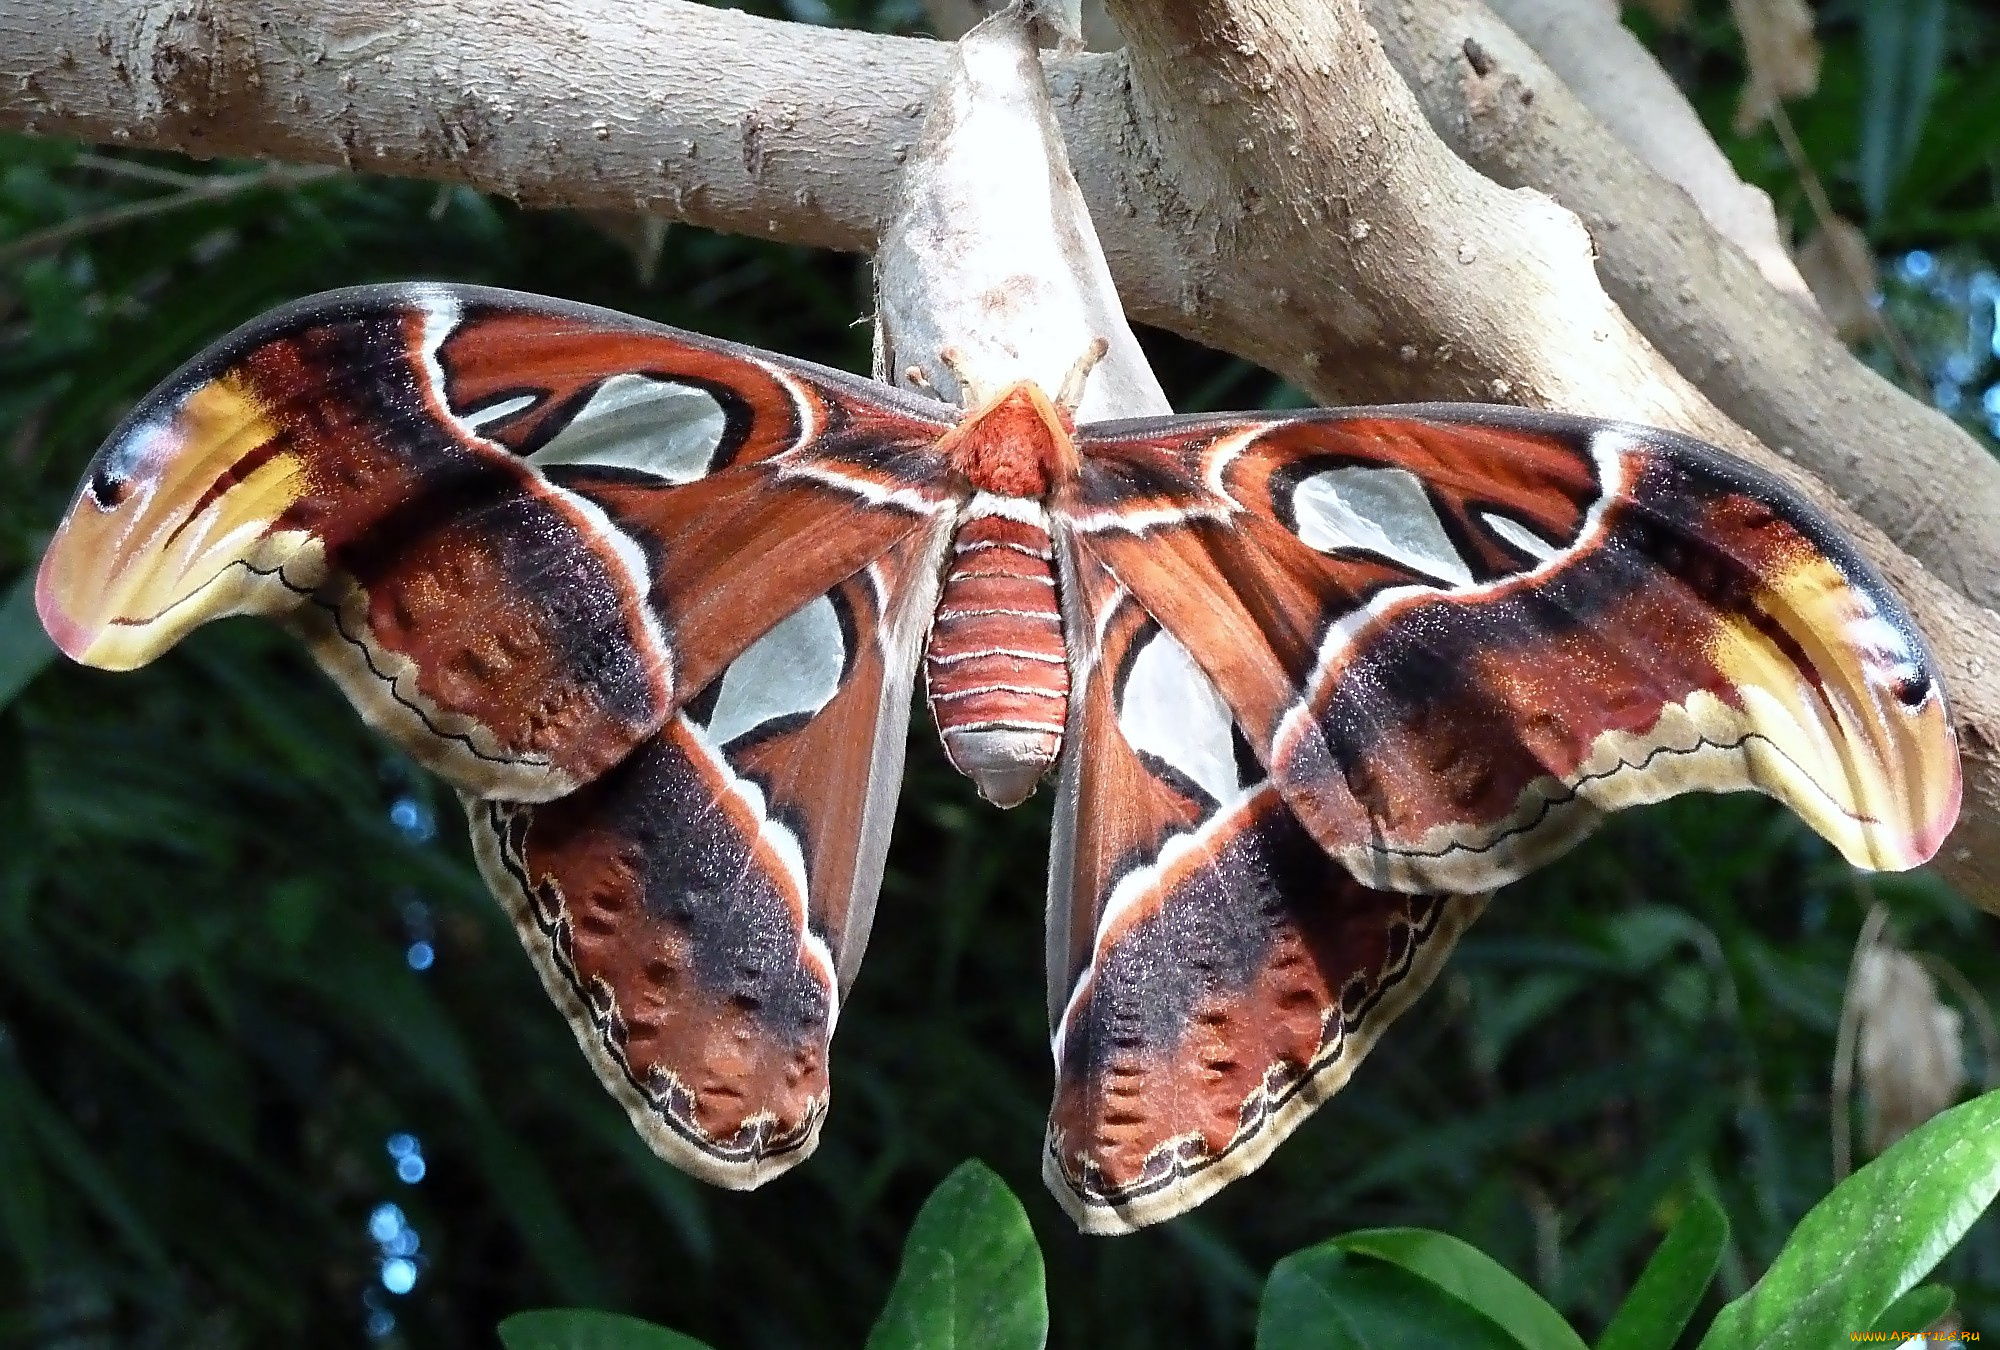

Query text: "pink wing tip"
[1906, 764, 1964, 870]
[34, 545, 97, 663]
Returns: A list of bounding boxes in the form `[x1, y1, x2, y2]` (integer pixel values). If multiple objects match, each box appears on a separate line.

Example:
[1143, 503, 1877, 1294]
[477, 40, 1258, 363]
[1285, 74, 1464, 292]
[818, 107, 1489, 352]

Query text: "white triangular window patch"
[528, 375, 727, 483]
[1117, 628, 1240, 805]
[1291, 466, 1473, 587]
[1480, 511, 1561, 563]
[703, 596, 845, 747]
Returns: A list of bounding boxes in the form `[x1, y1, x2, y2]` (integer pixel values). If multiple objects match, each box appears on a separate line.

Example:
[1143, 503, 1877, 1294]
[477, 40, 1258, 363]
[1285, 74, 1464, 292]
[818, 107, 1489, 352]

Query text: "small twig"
[0, 164, 342, 264]
[1765, 100, 1930, 391]
[1831, 901, 1890, 1183]
[1516, 1175, 1565, 1297]
[68, 152, 209, 190]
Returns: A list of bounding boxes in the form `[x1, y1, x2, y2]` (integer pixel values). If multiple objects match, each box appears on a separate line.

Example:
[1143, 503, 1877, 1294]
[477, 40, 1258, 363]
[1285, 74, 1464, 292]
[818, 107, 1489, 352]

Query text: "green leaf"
[0, 569, 54, 713]
[1595, 1192, 1728, 1350]
[1868, 1284, 1953, 1337]
[1698, 1088, 2000, 1350]
[1329, 1229, 1585, 1350]
[497, 1308, 714, 1350]
[1257, 1244, 1533, 1350]
[865, 1160, 1046, 1350]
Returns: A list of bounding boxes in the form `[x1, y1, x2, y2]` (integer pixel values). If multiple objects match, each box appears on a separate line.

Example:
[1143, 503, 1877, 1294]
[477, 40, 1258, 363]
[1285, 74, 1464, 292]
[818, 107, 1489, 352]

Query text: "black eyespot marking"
[87, 464, 129, 509]
[1893, 669, 1933, 708]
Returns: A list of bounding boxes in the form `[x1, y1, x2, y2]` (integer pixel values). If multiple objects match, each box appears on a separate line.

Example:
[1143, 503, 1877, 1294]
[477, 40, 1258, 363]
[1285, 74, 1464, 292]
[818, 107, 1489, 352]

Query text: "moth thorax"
[944, 383, 1076, 498]
[925, 498, 1068, 807]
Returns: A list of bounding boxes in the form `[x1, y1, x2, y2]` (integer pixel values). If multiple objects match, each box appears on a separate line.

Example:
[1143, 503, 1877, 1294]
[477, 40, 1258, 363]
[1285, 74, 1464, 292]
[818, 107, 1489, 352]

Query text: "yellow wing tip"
[1856, 708, 1962, 872]
[36, 374, 313, 670]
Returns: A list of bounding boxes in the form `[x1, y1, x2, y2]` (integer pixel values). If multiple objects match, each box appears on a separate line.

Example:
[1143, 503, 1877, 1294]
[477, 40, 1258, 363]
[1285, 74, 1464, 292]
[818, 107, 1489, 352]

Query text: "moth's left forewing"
[466, 513, 953, 1188]
[1042, 538, 1483, 1234]
[1069, 408, 1959, 894]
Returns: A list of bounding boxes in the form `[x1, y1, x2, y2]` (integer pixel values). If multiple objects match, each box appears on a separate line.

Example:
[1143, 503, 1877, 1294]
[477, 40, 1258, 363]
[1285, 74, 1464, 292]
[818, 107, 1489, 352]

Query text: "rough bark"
[2, 0, 1996, 904]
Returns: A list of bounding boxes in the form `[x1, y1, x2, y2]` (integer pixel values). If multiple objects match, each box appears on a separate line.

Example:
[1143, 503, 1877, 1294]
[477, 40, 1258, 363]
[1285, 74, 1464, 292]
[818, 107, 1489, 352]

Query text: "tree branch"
[1364, 0, 2000, 614]
[0, 161, 337, 261]
[1479, 0, 1813, 303]
[3, 0, 1996, 907]
[7, 0, 1994, 612]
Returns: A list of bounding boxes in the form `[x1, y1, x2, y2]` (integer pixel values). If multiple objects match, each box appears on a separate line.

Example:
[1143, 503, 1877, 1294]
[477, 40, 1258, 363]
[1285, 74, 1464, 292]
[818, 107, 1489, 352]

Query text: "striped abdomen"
[925, 497, 1068, 807]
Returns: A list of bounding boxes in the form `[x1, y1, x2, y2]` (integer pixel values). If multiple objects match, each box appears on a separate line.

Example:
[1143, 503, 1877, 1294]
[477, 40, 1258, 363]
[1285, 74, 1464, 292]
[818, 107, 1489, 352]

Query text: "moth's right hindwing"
[467, 522, 952, 1186]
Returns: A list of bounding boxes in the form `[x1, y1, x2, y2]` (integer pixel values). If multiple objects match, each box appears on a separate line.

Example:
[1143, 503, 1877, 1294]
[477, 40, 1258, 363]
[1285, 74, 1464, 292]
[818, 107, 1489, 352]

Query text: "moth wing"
[37, 283, 958, 800]
[467, 521, 952, 1186]
[1042, 537, 1484, 1233]
[1066, 405, 1959, 893]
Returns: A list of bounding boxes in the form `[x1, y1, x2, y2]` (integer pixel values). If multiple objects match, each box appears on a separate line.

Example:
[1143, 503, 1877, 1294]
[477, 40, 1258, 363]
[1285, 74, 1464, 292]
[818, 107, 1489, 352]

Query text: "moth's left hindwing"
[35, 284, 957, 800]
[467, 523, 952, 1186]
[1044, 541, 1486, 1233]
[1065, 406, 1960, 895]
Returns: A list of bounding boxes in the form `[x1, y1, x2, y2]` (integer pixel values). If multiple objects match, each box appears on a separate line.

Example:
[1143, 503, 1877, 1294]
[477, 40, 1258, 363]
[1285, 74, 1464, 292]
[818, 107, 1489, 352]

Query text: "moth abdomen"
[925, 494, 1068, 806]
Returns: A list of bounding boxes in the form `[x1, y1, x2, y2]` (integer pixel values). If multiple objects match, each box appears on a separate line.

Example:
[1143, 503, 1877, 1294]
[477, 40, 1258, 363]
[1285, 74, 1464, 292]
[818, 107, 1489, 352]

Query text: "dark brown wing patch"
[470, 716, 837, 1185]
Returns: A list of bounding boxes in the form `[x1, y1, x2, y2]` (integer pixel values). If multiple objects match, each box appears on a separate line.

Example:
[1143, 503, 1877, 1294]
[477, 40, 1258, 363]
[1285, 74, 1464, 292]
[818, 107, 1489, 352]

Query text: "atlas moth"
[37, 282, 1959, 1233]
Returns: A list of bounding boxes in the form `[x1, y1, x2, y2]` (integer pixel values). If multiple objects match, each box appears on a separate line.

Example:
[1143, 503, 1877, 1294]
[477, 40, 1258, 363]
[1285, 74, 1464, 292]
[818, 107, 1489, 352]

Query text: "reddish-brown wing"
[1062, 405, 1959, 894]
[36, 283, 959, 801]
[466, 522, 952, 1186]
[1042, 540, 1486, 1233]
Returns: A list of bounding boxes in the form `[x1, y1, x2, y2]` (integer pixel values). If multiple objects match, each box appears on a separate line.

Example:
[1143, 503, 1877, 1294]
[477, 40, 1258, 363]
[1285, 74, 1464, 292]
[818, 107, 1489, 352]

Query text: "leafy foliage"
[1697, 1088, 2000, 1349]
[1595, 1192, 1727, 1350]
[520, 1102, 2000, 1349]
[0, 1, 1997, 1347]
[500, 1310, 716, 1350]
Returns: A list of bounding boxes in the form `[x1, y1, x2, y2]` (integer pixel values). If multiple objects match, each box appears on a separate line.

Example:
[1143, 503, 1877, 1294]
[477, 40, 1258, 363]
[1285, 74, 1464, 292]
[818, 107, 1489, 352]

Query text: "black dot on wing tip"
[1893, 669, 1934, 709]
[86, 463, 129, 509]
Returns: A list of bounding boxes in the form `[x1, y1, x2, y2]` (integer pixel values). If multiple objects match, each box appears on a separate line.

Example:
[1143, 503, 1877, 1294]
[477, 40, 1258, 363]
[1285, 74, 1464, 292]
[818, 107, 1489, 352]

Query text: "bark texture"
[7, 0, 1995, 611]
[3, 0, 1996, 904]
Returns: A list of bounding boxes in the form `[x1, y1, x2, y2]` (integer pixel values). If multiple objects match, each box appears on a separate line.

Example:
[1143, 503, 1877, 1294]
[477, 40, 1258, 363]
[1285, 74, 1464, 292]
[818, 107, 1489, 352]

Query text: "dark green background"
[2, 1, 1998, 1345]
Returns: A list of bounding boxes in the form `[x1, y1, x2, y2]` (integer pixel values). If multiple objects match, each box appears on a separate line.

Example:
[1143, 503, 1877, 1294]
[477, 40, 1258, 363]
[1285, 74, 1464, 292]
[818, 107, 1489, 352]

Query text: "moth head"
[38, 373, 322, 671]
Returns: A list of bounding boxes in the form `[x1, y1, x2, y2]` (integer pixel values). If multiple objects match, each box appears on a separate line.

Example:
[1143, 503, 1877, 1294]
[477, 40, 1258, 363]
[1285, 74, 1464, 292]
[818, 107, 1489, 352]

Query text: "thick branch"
[3, 0, 1997, 907]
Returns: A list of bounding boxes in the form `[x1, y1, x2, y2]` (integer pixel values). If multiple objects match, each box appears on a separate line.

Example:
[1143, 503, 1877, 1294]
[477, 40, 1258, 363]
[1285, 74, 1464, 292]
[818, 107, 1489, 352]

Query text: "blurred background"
[2, 0, 1998, 1345]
